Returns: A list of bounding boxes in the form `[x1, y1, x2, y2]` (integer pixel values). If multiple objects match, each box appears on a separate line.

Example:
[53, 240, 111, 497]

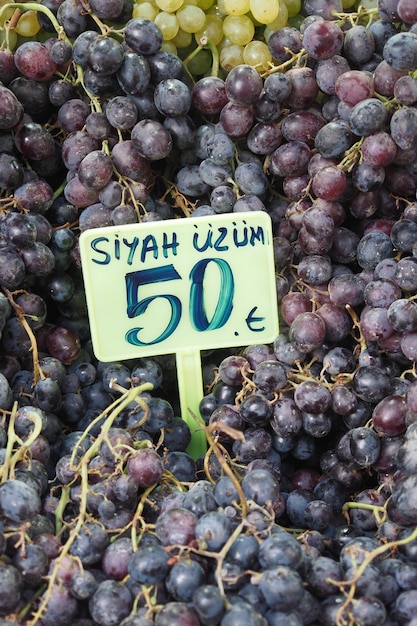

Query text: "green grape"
[265, 0, 288, 30]
[359, 0, 377, 7]
[287, 13, 303, 27]
[0, 0, 15, 25]
[187, 47, 212, 75]
[132, 2, 160, 20]
[194, 14, 224, 46]
[0, 30, 17, 49]
[281, 0, 301, 17]
[197, 0, 216, 9]
[342, 0, 356, 6]
[154, 11, 180, 39]
[207, 3, 226, 16]
[223, 14, 255, 45]
[156, 0, 184, 10]
[220, 43, 244, 71]
[177, 5, 206, 32]
[172, 27, 193, 48]
[223, 0, 250, 14]
[160, 40, 178, 53]
[243, 40, 272, 68]
[14, 10, 42, 37]
[249, 0, 279, 24]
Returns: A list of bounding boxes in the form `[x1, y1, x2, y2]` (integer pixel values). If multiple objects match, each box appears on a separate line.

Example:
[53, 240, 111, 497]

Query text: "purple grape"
[124, 18, 163, 56]
[383, 31, 417, 70]
[155, 508, 198, 546]
[0, 478, 41, 522]
[131, 118, 173, 160]
[127, 447, 164, 488]
[192, 76, 228, 116]
[302, 19, 344, 60]
[225, 64, 263, 106]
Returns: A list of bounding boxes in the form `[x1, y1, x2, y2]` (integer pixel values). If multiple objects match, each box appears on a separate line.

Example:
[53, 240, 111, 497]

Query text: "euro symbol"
[246, 306, 265, 332]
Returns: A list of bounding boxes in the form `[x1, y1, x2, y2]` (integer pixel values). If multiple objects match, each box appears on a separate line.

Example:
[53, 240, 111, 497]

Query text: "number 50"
[125, 259, 234, 347]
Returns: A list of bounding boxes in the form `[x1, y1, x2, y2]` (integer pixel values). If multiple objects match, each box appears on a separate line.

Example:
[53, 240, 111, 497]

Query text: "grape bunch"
[132, 0, 295, 74]
[1, 0, 417, 625]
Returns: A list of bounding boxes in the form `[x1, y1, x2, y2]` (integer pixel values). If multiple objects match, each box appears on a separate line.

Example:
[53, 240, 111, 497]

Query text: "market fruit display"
[1, 0, 417, 625]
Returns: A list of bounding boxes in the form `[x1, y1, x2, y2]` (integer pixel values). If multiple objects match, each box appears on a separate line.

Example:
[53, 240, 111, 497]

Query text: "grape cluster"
[131, 0, 295, 73]
[1, 0, 417, 625]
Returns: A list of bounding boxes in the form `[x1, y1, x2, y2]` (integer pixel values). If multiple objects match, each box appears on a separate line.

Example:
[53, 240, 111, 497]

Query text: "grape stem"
[348, 308, 369, 359]
[328, 522, 417, 626]
[261, 48, 307, 78]
[52, 177, 67, 202]
[183, 37, 220, 79]
[3, 287, 45, 384]
[204, 421, 248, 516]
[374, 91, 398, 112]
[342, 500, 387, 526]
[17, 582, 47, 622]
[28, 382, 155, 626]
[73, 64, 103, 112]
[0, 400, 43, 482]
[7, 8, 22, 30]
[0, 3, 71, 44]
[338, 137, 364, 172]
[333, 6, 380, 28]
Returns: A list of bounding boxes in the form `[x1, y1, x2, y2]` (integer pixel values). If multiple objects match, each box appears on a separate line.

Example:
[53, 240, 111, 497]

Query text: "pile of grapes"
[2, 0, 417, 624]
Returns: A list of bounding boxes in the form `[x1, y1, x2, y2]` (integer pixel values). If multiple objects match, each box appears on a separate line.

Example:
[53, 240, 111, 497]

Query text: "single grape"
[349, 98, 388, 136]
[131, 118, 173, 159]
[390, 106, 417, 150]
[154, 78, 191, 117]
[192, 76, 228, 116]
[383, 31, 417, 70]
[77, 150, 114, 190]
[14, 41, 57, 81]
[343, 24, 376, 66]
[302, 19, 343, 60]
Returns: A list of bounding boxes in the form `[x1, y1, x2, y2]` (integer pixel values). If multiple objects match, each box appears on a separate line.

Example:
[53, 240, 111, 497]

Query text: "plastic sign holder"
[79, 211, 279, 458]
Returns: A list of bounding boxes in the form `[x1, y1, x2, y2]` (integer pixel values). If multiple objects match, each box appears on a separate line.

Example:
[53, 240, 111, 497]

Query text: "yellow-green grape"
[220, 43, 244, 71]
[281, 0, 301, 17]
[207, 3, 226, 16]
[132, 2, 160, 20]
[171, 27, 193, 48]
[249, 0, 279, 24]
[223, 0, 250, 15]
[154, 11, 180, 39]
[197, 0, 215, 9]
[243, 40, 272, 69]
[0, 0, 16, 25]
[342, 0, 356, 6]
[177, 5, 206, 32]
[194, 14, 224, 46]
[160, 41, 178, 53]
[13, 9, 42, 37]
[265, 0, 288, 30]
[155, 0, 184, 10]
[216, 0, 228, 13]
[223, 14, 255, 45]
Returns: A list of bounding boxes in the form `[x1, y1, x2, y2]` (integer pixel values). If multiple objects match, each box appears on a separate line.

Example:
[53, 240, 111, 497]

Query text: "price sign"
[80, 212, 279, 457]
